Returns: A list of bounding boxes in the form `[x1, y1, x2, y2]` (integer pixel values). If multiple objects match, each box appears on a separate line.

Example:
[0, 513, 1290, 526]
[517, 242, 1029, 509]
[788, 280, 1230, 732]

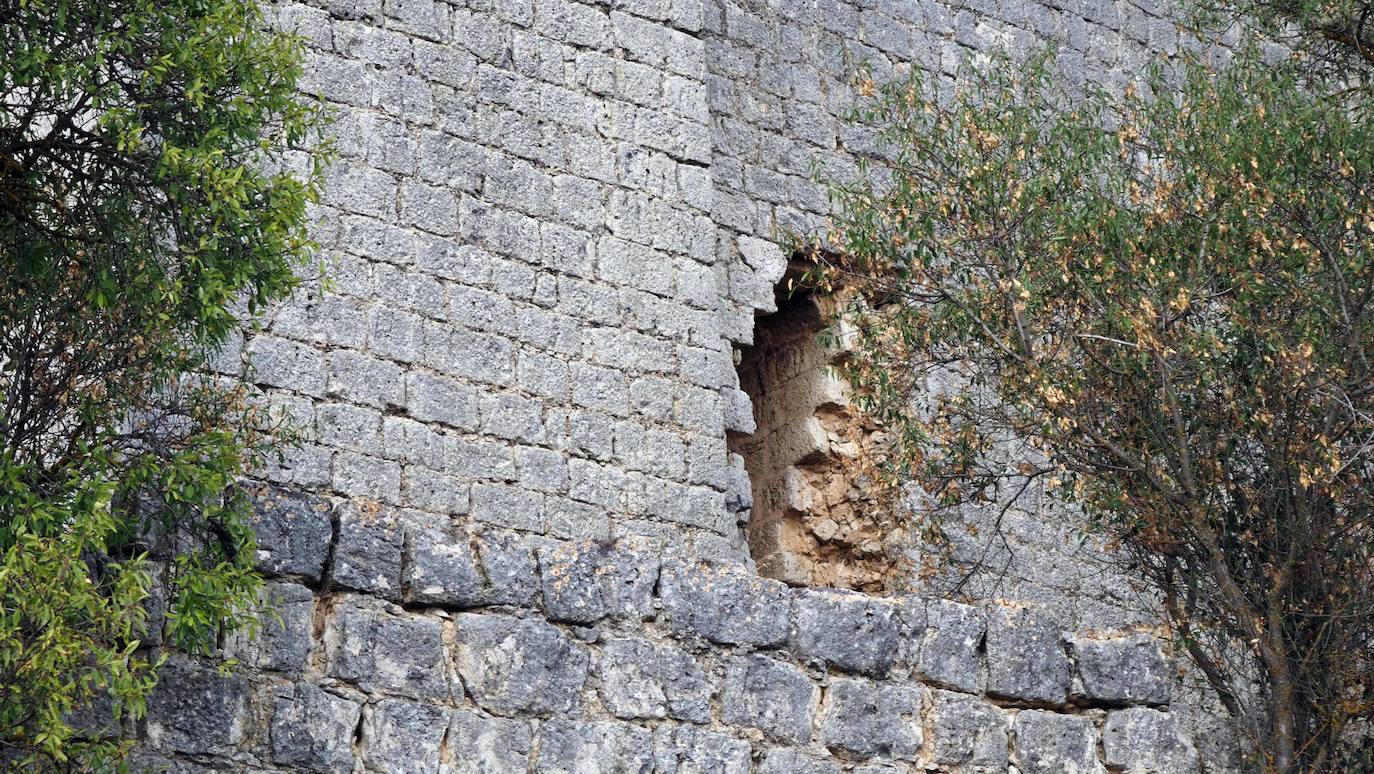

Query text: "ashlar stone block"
[820, 677, 923, 760]
[361, 699, 449, 774]
[535, 719, 655, 773]
[928, 689, 1009, 771]
[332, 500, 405, 600]
[651, 725, 752, 773]
[1103, 707, 1200, 774]
[145, 655, 249, 755]
[536, 536, 660, 623]
[790, 589, 901, 677]
[986, 604, 1070, 705]
[916, 599, 986, 694]
[659, 562, 790, 647]
[599, 637, 712, 722]
[445, 710, 534, 773]
[270, 683, 362, 773]
[325, 597, 450, 700]
[453, 612, 590, 715]
[250, 485, 334, 582]
[1069, 632, 1172, 706]
[721, 654, 818, 744]
[1011, 710, 1106, 774]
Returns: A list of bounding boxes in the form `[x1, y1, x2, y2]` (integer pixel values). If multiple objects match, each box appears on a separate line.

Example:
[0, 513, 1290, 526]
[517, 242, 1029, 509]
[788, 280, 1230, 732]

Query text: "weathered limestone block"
[1011, 710, 1106, 774]
[659, 561, 790, 647]
[1069, 632, 1172, 706]
[269, 683, 362, 773]
[535, 719, 655, 773]
[756, 748, 841, 774]
[403, 528, 538, 607]
[445, 710, 534, 773]
[332, 500, 405, 600]
[1103, 707, 1200, 774]
[652, 725, 753, 773]
[721, 654, 818, 744]
[145, 655, 249, 755]
[537, 536, 660, 623]
[473, 530, 541, 606]
[324, 597, 450, 700]
[251, 485, 333, 582]
[599, 637, 712, 722]
[928, 689, 1009, 771]
[820, 677, 923, 760]
[403, 527, 481, 605]
[986, 604, 1070, 704]
[916, 599, 986, 693]
[229, 581, 314, 672]
[453, 612, 590, 715]
[790, 589, 901, 677]
[361, 699, 449, 774]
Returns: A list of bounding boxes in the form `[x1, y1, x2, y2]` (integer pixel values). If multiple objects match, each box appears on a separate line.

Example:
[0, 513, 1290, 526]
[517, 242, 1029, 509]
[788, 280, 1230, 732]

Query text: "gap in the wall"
[728, 264, 906, 593]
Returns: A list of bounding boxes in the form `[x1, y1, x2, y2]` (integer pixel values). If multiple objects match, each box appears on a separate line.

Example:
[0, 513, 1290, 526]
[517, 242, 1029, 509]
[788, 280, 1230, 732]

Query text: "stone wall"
[134, 527, 1199, 772]
[124, 0, 1231, 767]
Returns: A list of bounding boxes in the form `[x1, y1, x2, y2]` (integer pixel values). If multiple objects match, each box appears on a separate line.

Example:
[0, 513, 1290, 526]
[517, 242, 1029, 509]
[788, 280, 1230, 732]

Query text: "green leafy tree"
[808, 46, 1374, 772]
[0, 0, 328, 768]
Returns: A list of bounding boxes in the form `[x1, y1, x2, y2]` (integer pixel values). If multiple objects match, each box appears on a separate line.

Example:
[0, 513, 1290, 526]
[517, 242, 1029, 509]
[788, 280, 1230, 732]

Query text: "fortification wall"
[134, 530, 1199, 772]
[125, 0, 1234, 769]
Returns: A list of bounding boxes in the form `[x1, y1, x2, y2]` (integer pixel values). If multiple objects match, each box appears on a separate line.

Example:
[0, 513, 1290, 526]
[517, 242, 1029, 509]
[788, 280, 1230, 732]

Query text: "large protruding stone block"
[598, 637, 712, 722]
[916, 599, 986, 693]
[250, 485, 334, 582]
[324, 596, 450, 700]
[536, 536, 660, 623]
[144, 655, 249, 756]
[446, 710, 534, 773]
[270, 683, 362, 773]
[928, 690, 1009, 771]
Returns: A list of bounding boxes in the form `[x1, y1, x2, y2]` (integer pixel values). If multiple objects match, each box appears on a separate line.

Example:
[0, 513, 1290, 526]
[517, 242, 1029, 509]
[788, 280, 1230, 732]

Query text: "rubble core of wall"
[132, 502, 1207, 773]
[731, 290, 910, 592]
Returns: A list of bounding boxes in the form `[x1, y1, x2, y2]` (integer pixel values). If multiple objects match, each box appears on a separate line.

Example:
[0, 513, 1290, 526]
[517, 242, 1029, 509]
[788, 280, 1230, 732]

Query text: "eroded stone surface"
[270, 683, 362, 773]
[1070, 632, 1172, 706]
[453, 613, 589, 715]
[535, 720, 655, 773]
[929, 690, 1009, 771]
[790, 589, 901, 676]
[446, 710, 534, 774]
[251, 485, 334, 582]
[145, 656, 249, 756]
[918, 599, 986, 693]
[361, 699, 448, 773]
[1012, 710, 1106, 774]
[324, 596, 450, 700]
[987, 604, 1071, 705]
[659, 562, 790, 647]
[1104, 707, 1200, 774]
[721, 654, 817, 744]
[820, 678, 923, 761]
[599, 638, 711, 722]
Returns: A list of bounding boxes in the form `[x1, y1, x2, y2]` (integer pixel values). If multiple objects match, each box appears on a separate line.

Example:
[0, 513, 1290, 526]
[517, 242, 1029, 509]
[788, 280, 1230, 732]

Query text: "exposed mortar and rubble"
[128, 0, 1233, 769]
